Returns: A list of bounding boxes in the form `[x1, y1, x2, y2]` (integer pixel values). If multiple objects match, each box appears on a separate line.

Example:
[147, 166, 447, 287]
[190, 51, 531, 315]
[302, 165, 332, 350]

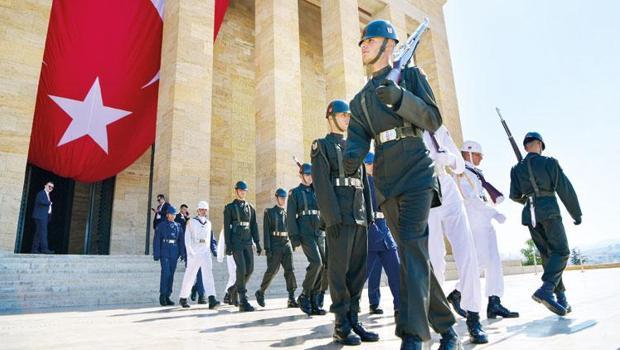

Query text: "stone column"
[0, 1, 52, 251]
[321, 0, 365, 101]
[153, 0, 214, 219]
[254, 0, 305, 211]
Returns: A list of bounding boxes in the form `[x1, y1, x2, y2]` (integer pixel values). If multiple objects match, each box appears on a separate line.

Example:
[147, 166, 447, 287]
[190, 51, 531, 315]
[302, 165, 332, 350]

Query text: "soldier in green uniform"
[342, 20, 459, 350]
[224, 181, 262, 312]
[510, 132, 582, 316]
[287, 163, 328, 316]
[312, 99, 379, 346]
[255, 188, 299, 308]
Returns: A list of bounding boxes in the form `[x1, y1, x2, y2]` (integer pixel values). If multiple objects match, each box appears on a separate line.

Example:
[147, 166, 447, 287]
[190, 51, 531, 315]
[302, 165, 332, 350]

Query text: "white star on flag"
[50, 77, 132, 154]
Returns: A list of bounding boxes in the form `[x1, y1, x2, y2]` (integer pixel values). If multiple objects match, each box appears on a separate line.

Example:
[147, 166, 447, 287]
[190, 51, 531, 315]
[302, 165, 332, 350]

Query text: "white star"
[50, 77, 132, 154]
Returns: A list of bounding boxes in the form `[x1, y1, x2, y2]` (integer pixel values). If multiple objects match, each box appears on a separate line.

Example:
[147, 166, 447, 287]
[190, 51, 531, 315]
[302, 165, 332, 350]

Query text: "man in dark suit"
[152, 194, 171, 230]
[32, 181, 55, 254]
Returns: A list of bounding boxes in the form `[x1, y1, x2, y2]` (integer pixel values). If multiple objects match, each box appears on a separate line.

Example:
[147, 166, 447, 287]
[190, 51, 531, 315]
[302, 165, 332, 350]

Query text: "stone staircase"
[0, 252, 533, 314]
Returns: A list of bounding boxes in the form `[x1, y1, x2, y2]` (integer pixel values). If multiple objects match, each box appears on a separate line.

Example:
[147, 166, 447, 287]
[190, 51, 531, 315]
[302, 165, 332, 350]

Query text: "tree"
[521, 239, 541, 266]
[570, 248, 588, 265]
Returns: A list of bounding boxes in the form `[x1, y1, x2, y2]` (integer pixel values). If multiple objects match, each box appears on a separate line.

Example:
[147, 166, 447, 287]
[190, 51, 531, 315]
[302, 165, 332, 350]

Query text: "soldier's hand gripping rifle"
[496, 107, 536, 226]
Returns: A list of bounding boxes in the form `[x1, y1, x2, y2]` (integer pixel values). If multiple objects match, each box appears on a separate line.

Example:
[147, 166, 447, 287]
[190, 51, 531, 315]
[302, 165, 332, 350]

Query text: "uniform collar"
[525, 152, 540, 159]
[234, 199, 246, 205]
[371, 65, 391, 82]
[300, 183, 313, 190]
[327, 132, 344, 143]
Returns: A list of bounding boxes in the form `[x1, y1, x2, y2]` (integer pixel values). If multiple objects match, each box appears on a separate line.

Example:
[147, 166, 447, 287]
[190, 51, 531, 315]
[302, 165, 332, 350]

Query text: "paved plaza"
[1, 268, 618, 349]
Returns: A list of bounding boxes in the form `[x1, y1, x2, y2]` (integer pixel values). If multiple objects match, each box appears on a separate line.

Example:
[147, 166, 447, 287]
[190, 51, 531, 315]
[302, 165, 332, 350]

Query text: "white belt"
[272, 231, 288, 237]
[334, 178, 362, 187]
[378, 128, 399, 144]
[298, 210, 320, 217]
[163, 239, 176, 244]
[237, 222, 250, 227]
[374, 212, 384, 219]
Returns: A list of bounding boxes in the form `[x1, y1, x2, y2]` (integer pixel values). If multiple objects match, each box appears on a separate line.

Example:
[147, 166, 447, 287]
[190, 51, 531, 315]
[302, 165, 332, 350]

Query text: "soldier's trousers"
[528, 218, 569, 293]
[300, 234, 327, 295]
[326, 224, 367, 315]
[367, 247, 401, 310]
[382, 189, 455, 341]
[233, 246, 254, 295]
[259, 246, 297, 293]
[159, 257, 178, 297]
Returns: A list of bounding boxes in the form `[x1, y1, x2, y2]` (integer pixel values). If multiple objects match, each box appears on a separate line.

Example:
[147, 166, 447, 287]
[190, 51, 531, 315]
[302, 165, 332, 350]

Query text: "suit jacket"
[32, 190, 51, 220]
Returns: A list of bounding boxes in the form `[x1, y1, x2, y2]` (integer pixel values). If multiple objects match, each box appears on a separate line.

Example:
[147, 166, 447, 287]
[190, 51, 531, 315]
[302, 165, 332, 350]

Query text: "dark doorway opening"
[16, 164, 115, 255]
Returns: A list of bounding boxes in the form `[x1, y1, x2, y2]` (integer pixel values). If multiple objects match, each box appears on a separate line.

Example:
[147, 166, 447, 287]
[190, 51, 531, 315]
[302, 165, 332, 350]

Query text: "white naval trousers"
[179, 250, 217, 298]
[428, 201, 482, 313]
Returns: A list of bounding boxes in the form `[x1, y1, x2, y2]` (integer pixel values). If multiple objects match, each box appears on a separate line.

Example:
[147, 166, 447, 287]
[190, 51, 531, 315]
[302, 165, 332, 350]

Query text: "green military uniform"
[510, 152, 581, 295]
[258, 205, 297, 297]
[312, 131, 375, 339]
[286, 183, 328, 311]
[224, 199, 261, 303]
[342, 65, 456, 341]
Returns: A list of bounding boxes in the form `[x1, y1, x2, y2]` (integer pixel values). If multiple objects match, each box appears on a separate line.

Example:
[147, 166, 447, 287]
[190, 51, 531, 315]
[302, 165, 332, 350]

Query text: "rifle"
[386, 17, 430, 84]
[496, 107, 536, 226]
[293, 156, 303, 173]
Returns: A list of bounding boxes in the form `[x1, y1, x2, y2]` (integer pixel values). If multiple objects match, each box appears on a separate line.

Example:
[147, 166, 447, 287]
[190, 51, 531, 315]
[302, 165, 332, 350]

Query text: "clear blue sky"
[443, 0, 620, 257]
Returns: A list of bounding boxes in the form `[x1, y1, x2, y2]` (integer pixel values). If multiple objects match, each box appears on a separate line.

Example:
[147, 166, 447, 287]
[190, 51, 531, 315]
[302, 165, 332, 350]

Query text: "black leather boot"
[179, 298, 190, 308]
[238, 293, 255, 312]
[255, 290, 266, 307]
[466, 312, 488, 344]
[165, 296, 175, 306]
[555, 291, 572, 313]
[333, 313, 361, 346]
[197, 295, 207, 304]
[487, 296, 519, 318]
[190, 285, 197, 301]
[297, 293, 312, 315]
[349, 312, 379, 342]
[369, 304, 384, 314]
[159, 294, 166, 306]
[223, 291, 231, 305]
[438, 326, 462, 350]
[532, 282, 566, 316]
[208, 295, 220, 309]
[311, 293, 327, 315]
[400, 335, 423, 350]
[446, 290, 467, 318]
[317, 291, 325, 309]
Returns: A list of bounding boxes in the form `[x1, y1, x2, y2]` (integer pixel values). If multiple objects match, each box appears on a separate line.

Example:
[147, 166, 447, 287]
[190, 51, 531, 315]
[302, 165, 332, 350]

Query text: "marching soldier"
[342, 20, 459, 350]
[178, 201, 220, 309]
[312, 99, 378, 345]
[423, 126, 488, 344]
[510, 132, 582, 316]
[457, 141, 519, 319]
[363, 152, 400, 316]
[224, 181, 262, 312]
[255, 188, 299, 308]
[287, 163, 328, 316]
[175, 204, 206, 304]
[153, 205, 183, 306]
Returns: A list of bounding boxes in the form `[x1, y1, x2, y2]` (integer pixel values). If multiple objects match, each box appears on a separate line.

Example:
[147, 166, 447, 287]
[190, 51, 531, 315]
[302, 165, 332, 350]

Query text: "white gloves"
[435, 152, 456, 168]
[493, 213, 506, 224]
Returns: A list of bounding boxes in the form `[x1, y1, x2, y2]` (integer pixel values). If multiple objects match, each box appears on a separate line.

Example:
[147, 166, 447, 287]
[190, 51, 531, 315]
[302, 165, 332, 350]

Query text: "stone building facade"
[0, 0, 461, 254]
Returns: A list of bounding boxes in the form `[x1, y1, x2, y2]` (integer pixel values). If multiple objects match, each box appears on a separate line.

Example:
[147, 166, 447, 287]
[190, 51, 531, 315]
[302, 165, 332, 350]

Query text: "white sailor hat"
[461, 140, 483, 154]
[197, 201, 209, 210]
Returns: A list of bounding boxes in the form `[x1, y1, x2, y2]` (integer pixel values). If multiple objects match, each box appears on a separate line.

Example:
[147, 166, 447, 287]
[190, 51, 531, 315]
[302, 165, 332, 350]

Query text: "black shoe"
[179, 298, 190, 308]
[255, 290, 265, 307]
[438, 327, 462, 350]
[287, 292, 299, 308]
[349, 312, 379, 342]
[333, 314, 361, 346]
[400, 335, 423, 350]
[238, 294, 255, 312]
[159, 294, 167, 306]
[555, 291, 572, 314]
[317, 291, 325, 309]
[165, 297, 175, 306]
[223, 292, 231, 305]
[466, 311, 488, 344]
[487, 296, 519, 318]
[310, 293, 327, 315]
[197, 296, 207, 304]
[297, 293, 312, 315]
[208, 295, 220, 309]
[190, 286, 197, 301]
[532, 282, 567, 316]
[446, 290, 467, 318]
[369, 304, 384, 315]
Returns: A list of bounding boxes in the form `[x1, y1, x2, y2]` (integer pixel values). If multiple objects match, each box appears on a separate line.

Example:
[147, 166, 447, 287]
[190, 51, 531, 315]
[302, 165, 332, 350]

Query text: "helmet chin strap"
[367, 38, 388, 66]
[330, 114, 347, 133]
[300, 174, 310, 186]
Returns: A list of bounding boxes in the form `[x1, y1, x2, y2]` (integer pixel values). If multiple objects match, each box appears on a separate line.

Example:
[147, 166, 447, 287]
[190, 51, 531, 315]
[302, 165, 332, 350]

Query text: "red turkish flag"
[214, 0, 230, 40]
[28, 1, 164, 183]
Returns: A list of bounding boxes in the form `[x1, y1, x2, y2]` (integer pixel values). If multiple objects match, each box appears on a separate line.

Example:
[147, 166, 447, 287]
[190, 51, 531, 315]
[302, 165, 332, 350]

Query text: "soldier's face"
[360, 37, 394, 65]
[276, 196, 286, 207]
[302, 174, 313, 185]
[166, 213, 175, 221]
[236, 189, 248, 200]
[198, 208, 207, 216]
[472, 153, 483, 166]
[335, 112, 350, 128]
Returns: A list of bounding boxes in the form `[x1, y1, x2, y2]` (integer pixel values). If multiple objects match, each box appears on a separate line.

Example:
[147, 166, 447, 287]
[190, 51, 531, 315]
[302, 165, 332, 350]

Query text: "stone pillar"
[254, 0, 304, 211]
[321, 0, 365, 101]
[153, 0, 214, 220]
[0, 1, 52, 251]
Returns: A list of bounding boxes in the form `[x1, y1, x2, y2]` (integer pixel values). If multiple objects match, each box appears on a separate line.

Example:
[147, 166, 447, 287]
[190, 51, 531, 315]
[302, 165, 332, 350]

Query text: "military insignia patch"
[387, 26, 393, 33]
[312, 141, 318, 150]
